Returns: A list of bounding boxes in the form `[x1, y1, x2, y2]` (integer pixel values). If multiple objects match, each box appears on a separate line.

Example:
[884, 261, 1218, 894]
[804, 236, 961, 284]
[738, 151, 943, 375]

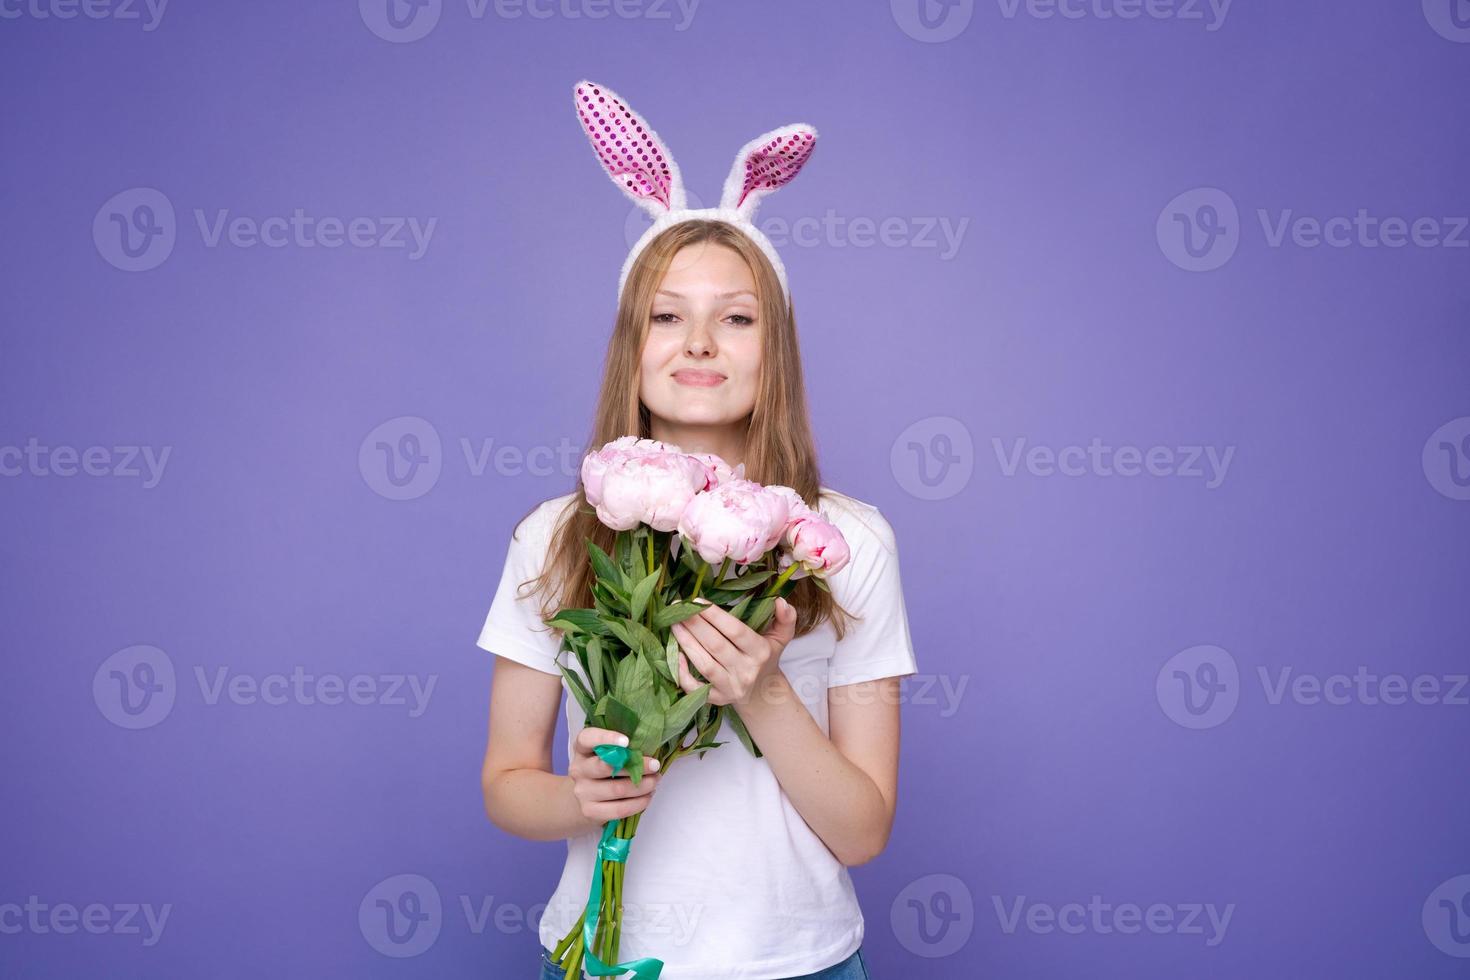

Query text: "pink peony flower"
[581, 436, 681, 507]
[687, 452, 745, 491]
[677, 479, 792, 566]
[764, 487, 850, 579]
[778, 513, 851, 578]
[595, 451, 709, 532]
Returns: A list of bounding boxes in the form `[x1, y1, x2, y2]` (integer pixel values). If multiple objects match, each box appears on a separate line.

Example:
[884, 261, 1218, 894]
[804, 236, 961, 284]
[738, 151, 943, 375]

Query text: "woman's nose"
[684, 318, 715, 356]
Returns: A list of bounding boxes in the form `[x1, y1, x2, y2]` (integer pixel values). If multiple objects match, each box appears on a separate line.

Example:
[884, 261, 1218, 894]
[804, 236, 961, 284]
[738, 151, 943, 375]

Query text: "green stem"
[692, 563, 705, 598]
[561, 929, 584, 977]
[552, 919, 578, 960]
[762, 560, 800, 599]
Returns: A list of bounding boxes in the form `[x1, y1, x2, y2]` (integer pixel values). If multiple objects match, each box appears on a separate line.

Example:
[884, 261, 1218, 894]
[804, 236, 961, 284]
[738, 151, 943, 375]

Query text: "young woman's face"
[639, 241, 762, 429]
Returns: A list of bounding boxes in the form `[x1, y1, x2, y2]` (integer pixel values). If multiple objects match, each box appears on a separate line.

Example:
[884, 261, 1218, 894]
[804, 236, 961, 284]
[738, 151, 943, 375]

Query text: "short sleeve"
[475, 508, 565, 676]
[826, 505, 919, 688]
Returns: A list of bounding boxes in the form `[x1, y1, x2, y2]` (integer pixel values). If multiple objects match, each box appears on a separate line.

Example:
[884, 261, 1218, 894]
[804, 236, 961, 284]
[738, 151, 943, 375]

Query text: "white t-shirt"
[476, 487, 918, 980]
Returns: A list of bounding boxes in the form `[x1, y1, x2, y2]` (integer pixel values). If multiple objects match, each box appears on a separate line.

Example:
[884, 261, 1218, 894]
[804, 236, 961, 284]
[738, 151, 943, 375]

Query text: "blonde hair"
[515, 219, 856, 641]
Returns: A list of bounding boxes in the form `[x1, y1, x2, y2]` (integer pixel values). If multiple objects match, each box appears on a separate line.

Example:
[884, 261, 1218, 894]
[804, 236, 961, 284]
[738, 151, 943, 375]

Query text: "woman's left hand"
[672, 596, 798, 706]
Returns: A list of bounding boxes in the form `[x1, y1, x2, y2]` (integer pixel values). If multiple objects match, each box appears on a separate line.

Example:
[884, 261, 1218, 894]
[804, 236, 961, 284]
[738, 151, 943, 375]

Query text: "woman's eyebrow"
[655, 289, 757, 300]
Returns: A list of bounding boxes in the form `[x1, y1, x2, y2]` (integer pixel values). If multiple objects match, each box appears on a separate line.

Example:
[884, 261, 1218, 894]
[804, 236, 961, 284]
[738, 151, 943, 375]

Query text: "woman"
[476, 81, 917, 979]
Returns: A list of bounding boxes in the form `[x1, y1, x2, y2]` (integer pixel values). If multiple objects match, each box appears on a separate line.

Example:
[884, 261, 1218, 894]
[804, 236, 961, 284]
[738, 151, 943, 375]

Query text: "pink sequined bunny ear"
[719, 124, 818, 220]
[573, 79, 687, 217]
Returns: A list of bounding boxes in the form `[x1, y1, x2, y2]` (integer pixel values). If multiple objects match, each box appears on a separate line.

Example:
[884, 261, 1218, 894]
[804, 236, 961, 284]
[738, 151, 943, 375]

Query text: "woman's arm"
[672, 598, 902, 867]
[482, 657, 666, 841]
[737, 672, 901, 866]
[481, 658, 604, 841]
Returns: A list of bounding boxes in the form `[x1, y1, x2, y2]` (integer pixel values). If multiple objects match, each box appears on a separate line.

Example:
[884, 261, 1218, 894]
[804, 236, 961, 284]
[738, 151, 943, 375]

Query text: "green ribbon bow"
[578, 743, 663, 980]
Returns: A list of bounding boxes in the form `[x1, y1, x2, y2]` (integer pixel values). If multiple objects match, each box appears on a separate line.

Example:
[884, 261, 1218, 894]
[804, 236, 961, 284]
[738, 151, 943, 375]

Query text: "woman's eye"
[726, 315, 755, 326]
[651, 313, 679, 323]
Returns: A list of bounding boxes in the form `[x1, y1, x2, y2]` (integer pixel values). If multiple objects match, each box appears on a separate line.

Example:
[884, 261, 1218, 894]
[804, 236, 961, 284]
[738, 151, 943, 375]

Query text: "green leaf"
[587, 539, 630, 596]
[591, 579, 628, 617]
[585, 636, 606, 696]
[810, 575, 830, 593]
[632, 707, 666, 755]
[557, 664, 596, 719]
[600, 696, 639, 739]
[652, 601, 705, 631]
[598, 615, 639, 654]
[546, 608, 610, 636]
[721, 567, 775, 591]
[623, 749, 645, 785]
[614, 650, 659, 720]
[728, 593, 754, 622]
[677, 545, 705, 576]
[626, 620, 671, 682]
[664, 633, 681, 683]
[744, 596, 776, 633]
[621, 528, 647, 582]
[724, 705, 763, 758]
[661, 685, 710, 744]
[629, 569, 660, 625]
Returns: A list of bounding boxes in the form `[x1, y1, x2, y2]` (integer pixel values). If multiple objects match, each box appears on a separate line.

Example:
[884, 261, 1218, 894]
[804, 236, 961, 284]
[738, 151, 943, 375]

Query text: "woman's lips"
[672, 370, 726, 387]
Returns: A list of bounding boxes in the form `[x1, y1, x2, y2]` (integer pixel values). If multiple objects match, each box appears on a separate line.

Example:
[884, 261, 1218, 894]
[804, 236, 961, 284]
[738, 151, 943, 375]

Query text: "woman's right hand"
[569, 727, 663, 823]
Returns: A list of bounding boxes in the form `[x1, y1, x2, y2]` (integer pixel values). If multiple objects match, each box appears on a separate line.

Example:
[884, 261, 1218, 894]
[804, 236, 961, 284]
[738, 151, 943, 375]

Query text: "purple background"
[3, 1, 1469, 977]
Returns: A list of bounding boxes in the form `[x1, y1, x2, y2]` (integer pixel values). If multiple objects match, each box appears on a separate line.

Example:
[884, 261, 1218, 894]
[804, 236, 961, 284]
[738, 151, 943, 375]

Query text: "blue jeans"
[538, 944, 871, 979]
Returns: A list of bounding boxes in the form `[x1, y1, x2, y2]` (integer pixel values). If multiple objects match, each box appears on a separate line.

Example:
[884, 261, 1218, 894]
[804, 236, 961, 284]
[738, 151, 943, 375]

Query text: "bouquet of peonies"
[545, 436, 850, 979]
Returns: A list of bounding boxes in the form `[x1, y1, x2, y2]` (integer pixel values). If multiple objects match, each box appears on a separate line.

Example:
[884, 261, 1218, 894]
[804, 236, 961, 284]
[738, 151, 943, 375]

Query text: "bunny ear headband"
[573, 79, 818, 309]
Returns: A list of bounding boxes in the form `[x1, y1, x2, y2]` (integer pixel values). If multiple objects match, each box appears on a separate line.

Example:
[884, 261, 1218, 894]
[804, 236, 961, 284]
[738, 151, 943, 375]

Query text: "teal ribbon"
[576, 743, 663, 980]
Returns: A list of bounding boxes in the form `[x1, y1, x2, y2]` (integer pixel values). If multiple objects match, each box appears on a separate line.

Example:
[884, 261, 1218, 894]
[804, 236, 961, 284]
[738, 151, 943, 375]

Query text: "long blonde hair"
[515, 219, 856, 641]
